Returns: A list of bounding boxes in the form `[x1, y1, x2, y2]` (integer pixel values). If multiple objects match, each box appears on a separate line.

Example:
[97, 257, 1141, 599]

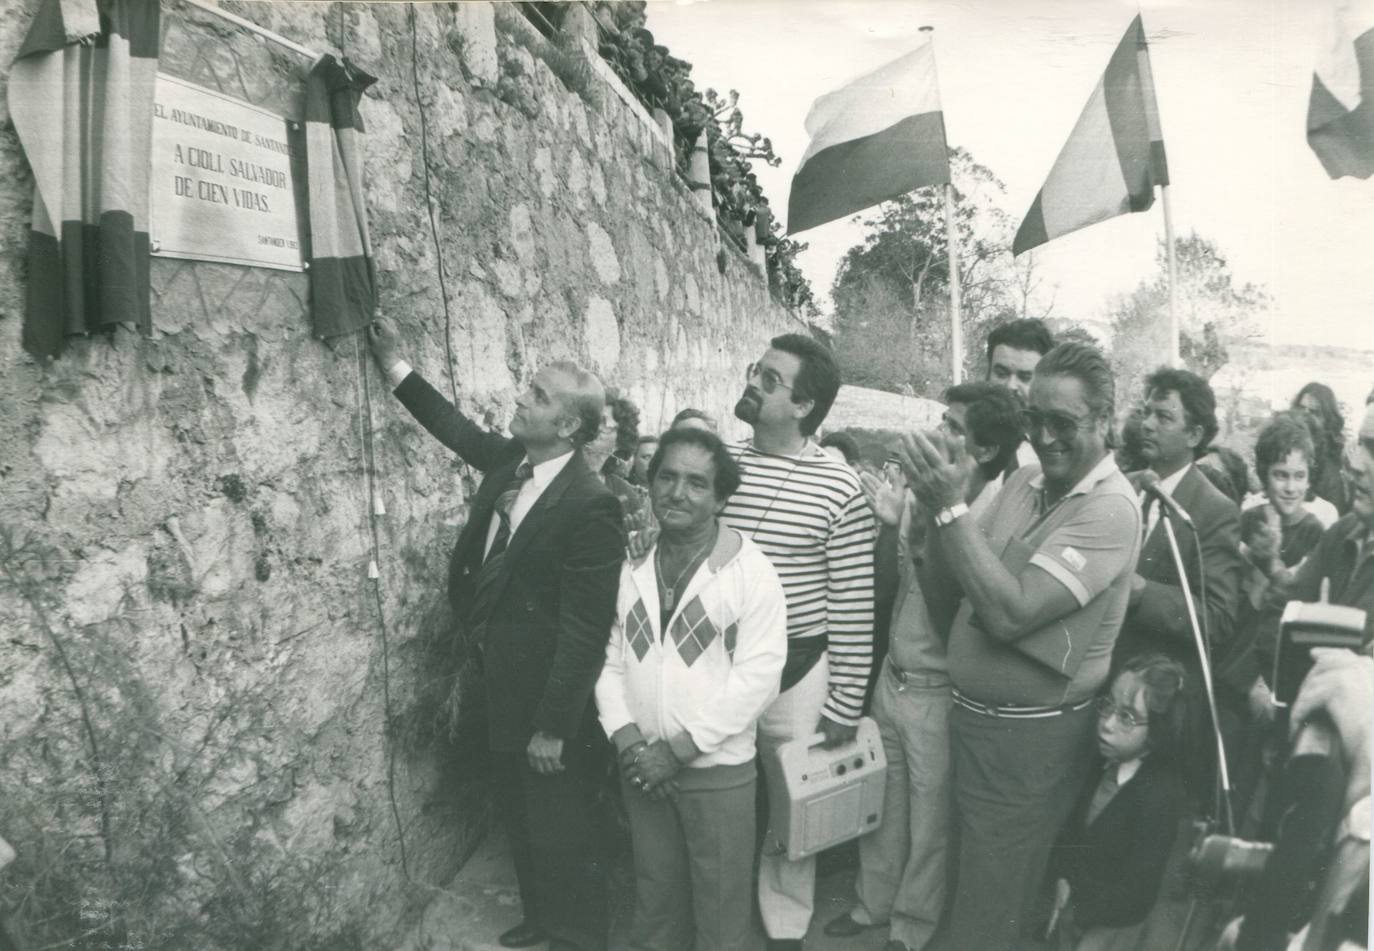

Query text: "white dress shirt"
[484, 450, 574, 558]
[383, 358, 575, 558]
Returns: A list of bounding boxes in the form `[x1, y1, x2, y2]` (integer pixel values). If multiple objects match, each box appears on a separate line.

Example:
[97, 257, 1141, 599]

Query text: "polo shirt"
[947, 454, 1141, 706]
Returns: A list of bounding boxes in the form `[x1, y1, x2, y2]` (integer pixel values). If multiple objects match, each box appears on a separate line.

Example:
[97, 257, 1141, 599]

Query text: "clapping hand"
[859, 470, 909, 528]
[898, 429, 966, 517]
[1244, 504, 1282, 573]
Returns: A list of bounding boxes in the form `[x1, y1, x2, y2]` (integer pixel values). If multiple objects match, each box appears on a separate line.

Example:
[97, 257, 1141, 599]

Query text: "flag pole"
[945, 182, 964, 384]
[922, 25, 963, 385]
[1161, 183, 1180, 366]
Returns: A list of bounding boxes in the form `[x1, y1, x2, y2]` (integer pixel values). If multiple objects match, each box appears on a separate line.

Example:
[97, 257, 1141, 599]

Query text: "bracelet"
[621, 741, 647, 762]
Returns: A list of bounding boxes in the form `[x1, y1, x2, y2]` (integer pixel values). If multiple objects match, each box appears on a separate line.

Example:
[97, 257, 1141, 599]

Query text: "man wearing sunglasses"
[724, 333, 876, 951]
[901, 342, 1140, 951]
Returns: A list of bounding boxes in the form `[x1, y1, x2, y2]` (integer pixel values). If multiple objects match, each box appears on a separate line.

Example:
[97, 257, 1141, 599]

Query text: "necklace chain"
[656, 525, 717, 614]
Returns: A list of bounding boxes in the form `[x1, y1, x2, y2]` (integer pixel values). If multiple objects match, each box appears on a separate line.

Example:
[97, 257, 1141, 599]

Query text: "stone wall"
[0, 2, 792, 947]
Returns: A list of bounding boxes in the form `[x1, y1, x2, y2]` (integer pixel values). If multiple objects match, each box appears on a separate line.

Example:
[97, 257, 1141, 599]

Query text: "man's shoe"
[765, 941, 803, 951]
[823, 913, 872, 938]
[498, 920, 546, 948]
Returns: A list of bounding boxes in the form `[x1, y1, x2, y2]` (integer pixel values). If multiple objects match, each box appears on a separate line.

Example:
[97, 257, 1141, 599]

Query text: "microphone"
[1137, 470, 1195, 530]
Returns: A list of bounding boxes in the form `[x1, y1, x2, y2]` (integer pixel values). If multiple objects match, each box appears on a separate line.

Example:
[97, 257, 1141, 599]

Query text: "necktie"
[1086, 764, 1120, 825]
[468, 462, 533, 636]
[1141, 494, 1156, 542]
[485, 461, 533, 563]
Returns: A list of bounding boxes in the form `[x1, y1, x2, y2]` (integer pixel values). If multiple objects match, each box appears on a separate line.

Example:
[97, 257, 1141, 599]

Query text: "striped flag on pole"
[787, 41, 950, 235]
[7, 0, 160, 360]
[1013, 16, 1169, 256]
[306, 55, 378, 338]
[1308, 0, 1374, 179]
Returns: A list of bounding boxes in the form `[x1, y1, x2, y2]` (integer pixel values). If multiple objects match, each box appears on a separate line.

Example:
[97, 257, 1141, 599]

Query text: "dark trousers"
[940, 702, 1096, 951]
[492, 738, 609, 951]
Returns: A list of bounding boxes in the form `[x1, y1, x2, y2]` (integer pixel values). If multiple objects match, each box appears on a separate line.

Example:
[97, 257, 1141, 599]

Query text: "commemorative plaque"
[148, 73, 307, 271]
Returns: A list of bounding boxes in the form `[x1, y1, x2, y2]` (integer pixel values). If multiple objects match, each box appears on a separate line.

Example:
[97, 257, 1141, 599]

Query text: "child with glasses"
[1045, 653, 1188, 951]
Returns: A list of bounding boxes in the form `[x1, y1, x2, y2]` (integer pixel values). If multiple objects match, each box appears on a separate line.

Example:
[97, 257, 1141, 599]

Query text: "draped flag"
[8, 0, 160, 360]
[787, 41, 950, 235]
[1013, 16, 1169, 256]
[1308, 0, 1374, 179]
[306, 55, 378, 338]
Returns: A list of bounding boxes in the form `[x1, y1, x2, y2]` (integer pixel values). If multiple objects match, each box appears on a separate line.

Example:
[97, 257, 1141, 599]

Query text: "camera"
[1188, 600, 1367, 951]
[1190, 600, 1366, 882]
[1271, 600, 1367, 708]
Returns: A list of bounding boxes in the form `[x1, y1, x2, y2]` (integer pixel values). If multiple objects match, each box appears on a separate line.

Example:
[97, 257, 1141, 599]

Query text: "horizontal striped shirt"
[721, 440, 875, 725]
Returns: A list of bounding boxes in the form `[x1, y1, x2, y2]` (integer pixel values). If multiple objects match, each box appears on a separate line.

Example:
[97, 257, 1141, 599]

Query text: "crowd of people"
[365, 315, 1373, 951]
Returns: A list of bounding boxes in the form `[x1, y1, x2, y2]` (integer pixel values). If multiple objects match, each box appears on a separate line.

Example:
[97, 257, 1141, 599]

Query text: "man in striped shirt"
[724, 333, 876, 951]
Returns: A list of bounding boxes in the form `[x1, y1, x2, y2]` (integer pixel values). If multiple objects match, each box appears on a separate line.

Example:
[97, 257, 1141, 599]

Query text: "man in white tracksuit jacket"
[596, 427, 788, 951]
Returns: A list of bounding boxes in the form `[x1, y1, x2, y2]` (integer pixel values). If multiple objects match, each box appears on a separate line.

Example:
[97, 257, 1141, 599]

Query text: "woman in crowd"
[584, 387, 650, 530]
[1292, 382, 1349, 515]
[629, 435, 658, 487]
[595, 427, 787, 951]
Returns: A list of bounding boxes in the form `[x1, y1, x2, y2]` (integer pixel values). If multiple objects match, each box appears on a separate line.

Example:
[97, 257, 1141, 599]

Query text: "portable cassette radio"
[761, 716, 886, 861]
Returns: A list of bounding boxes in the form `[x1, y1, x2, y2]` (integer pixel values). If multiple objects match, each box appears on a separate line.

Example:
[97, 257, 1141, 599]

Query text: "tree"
[1108, 231, 1269, 407]
[829, 149, 1052, 394]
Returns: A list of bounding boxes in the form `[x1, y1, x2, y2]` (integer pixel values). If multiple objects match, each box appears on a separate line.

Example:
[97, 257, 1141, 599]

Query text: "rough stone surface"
[0, 2, 789, 949]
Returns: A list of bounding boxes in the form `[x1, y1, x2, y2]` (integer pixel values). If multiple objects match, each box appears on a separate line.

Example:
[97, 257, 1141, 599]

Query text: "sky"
[646, 0, 1374, 352]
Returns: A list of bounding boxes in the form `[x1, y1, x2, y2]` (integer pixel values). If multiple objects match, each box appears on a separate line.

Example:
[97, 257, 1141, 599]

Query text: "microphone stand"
[1160, 510, 1236, 834]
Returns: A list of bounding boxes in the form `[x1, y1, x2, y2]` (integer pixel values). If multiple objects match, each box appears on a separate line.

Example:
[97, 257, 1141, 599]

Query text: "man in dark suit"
[1112, 367, 1245, 804]
[369, 319, 623, 951]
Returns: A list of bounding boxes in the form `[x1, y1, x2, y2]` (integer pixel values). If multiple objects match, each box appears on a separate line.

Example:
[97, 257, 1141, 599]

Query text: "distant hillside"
[1213, 338, 1373, 418]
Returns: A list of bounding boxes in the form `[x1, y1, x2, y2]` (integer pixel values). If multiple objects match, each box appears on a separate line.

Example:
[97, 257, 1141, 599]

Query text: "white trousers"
[756, 655, 830, 940]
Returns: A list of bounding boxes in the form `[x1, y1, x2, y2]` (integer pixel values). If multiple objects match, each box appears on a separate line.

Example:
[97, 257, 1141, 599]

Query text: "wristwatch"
[935, 502, 969, 527]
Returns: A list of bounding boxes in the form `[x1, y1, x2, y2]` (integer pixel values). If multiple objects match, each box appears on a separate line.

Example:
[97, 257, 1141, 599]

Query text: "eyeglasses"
[1020, 409, 1089, 443]
[747, 363, 794, 394]
[1096, 696, 1149, 729]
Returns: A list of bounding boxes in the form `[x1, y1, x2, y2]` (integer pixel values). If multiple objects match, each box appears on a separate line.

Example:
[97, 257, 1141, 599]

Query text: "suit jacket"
[1051, 757, 1187, 929]
[1113, 466, 1245, 696]
[395, 371, 624, 752]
